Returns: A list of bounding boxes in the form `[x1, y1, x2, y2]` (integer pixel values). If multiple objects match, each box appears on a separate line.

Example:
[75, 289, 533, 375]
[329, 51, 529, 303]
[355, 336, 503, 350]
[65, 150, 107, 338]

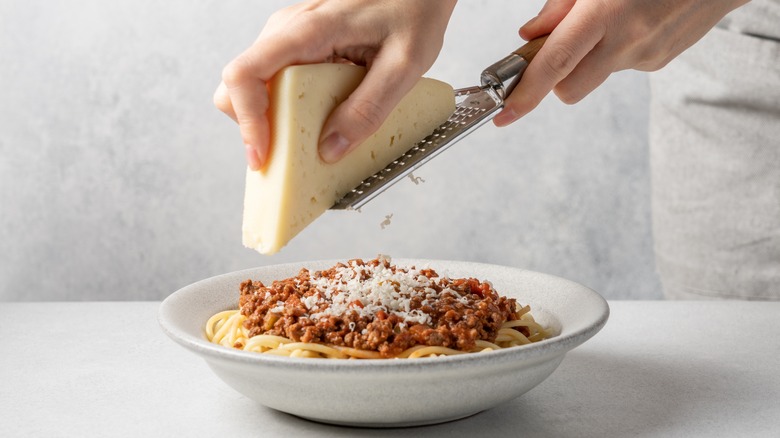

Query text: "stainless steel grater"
[331, 36, 548, 210]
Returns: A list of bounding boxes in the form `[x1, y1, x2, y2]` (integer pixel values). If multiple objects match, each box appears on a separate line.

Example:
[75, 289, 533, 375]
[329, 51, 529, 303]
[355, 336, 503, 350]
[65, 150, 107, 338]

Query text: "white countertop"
[1, 301, 778, 437]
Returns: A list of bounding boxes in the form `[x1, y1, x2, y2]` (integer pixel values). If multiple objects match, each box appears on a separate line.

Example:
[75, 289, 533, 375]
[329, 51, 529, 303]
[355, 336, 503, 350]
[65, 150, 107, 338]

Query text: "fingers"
[215, 75, 265, 171]
[316, 0, 455, 163]
[217, 0, 454, 167]
[219, 7, 338, 169]
[519, 0, 576, 40]
[319, 46, 425, 163]
[553, 44, 614, 105]
[494, 4, 605, 127]
[221, 55, 272, 170]
[493, 0, 744, 128]
[213, 81, 236, 122]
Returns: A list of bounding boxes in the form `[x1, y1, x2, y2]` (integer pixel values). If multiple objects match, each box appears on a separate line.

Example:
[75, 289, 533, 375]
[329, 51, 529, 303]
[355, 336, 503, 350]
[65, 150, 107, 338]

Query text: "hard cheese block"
[242, 63, 455, 254]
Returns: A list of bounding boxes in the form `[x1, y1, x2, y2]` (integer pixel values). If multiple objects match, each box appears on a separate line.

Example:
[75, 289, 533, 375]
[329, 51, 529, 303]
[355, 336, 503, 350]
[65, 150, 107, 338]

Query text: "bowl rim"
[159, 258, 610, 372]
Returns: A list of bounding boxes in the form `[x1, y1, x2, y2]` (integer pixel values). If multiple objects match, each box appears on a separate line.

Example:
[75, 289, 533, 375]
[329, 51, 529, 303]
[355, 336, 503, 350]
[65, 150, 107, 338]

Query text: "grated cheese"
[408, 173, 425, 185]
[302, 255, 461, 326]
[380, 214, 393, 230]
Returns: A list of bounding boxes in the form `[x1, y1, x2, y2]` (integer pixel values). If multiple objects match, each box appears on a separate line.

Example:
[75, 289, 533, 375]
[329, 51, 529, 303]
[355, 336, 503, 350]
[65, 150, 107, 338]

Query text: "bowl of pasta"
[159, 256, 609, 427]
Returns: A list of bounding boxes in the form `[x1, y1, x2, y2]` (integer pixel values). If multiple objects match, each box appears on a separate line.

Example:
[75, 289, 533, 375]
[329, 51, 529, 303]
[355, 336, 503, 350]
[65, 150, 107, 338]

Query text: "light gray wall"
[0, 0, 661, 301]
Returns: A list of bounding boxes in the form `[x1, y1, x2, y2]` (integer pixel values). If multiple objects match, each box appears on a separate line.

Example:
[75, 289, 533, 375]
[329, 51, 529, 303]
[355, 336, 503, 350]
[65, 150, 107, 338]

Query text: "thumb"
[318, 55, 422, 164]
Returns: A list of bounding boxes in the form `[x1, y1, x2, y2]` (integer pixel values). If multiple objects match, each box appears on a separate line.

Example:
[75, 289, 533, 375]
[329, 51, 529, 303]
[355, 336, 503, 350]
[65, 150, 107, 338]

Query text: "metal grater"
[331, 36, 547, 210]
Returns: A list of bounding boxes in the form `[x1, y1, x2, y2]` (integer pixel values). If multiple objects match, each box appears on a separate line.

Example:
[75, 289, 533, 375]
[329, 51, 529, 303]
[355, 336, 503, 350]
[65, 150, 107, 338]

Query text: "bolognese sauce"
[238, 256, 527, 358]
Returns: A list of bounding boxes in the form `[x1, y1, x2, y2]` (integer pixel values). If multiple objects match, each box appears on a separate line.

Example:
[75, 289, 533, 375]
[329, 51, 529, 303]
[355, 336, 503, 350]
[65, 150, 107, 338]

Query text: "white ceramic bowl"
[159, 259, 609, 427]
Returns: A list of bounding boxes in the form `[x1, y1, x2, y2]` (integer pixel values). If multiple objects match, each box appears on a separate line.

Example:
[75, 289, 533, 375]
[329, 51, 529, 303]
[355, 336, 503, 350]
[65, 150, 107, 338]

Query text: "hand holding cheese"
[214, 0, 456, 170]
[242, 64, 455, 254]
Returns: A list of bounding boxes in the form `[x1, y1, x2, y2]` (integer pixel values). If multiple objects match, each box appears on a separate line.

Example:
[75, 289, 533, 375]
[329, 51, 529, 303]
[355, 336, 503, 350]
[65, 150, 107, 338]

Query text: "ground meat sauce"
[238, 256, 524, 358]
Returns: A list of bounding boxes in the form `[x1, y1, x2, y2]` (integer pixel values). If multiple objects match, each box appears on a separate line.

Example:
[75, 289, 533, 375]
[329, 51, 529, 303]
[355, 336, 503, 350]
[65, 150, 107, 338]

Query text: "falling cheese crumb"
[380, 213, 393, 230]
[408, 173, 425, 185]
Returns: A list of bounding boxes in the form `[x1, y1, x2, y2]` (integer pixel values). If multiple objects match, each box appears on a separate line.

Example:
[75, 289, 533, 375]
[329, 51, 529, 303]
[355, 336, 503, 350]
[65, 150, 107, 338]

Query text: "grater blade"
[330, 85, 503, 210]
[330, 35, 547, 211]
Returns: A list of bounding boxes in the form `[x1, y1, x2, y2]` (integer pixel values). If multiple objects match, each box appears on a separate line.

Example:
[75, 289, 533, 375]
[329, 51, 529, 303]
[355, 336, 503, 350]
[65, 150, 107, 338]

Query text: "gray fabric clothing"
[649, 1, 780, 300]
[719, 0, 780, 41]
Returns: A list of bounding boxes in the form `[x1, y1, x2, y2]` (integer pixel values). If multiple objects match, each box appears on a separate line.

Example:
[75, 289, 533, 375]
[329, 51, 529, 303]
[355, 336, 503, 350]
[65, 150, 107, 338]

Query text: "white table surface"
[1, 301, 778, 437]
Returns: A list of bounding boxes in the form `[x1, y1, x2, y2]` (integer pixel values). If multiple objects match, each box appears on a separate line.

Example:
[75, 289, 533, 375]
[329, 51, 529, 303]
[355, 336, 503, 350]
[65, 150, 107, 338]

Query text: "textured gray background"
[0, 0, 661, 301]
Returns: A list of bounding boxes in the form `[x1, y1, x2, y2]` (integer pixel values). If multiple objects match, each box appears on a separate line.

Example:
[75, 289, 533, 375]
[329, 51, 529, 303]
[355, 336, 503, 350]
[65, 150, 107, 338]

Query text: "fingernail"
[245, 144, 262, 170]
[493, 108, 518, 127]
[319, 132, 350, 163]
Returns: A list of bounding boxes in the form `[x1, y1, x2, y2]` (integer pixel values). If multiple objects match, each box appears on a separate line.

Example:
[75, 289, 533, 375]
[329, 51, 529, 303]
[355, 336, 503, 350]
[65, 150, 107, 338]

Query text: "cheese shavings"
[303, 255, 454, 325]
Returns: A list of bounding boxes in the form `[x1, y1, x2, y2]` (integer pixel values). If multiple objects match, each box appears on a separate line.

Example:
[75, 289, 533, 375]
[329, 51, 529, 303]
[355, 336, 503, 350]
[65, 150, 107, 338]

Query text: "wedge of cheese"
[242, 63, 455, 254]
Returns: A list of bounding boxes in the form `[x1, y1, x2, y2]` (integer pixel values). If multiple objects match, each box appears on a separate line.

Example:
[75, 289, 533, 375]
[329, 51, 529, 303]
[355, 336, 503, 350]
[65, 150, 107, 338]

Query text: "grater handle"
[512, 35, 548, 64]
[481, 35, 549, 99]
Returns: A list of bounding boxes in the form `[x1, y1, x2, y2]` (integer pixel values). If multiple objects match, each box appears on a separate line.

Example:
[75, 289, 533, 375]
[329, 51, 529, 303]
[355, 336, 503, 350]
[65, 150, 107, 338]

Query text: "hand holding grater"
[331, 35, 548, 210]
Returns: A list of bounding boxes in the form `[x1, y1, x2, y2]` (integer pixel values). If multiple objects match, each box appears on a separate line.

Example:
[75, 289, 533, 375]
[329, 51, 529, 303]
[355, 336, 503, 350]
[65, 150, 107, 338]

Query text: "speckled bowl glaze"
[159, 259, 609, 427]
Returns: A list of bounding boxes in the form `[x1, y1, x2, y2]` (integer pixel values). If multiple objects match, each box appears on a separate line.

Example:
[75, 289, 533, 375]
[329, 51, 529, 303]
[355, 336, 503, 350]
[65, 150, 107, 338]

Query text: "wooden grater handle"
[513, 35, 549, 63]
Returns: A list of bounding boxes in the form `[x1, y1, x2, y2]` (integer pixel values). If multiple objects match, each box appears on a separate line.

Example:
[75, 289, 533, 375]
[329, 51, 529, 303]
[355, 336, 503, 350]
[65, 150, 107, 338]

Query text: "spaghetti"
[206, 256, 549, 359]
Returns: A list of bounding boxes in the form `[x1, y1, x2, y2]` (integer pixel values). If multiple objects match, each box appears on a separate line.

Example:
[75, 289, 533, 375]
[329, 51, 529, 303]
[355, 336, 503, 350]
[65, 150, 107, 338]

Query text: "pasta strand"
[205, 308, 550, 359]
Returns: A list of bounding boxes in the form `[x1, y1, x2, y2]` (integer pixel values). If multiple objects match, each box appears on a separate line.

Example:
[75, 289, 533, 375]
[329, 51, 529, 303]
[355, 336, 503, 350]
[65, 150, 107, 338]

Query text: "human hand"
[214, 0, 457, 170]
[493, 0, 749, 127]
